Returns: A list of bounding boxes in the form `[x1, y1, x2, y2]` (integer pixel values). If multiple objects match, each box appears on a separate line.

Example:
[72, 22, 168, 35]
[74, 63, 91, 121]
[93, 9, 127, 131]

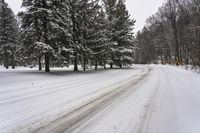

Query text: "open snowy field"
[0, 65, 200, 133]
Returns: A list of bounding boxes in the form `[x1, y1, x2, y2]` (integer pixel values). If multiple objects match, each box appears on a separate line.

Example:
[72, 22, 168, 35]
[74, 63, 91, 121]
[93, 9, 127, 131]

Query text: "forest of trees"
[136, 0, 200, 68]
[0, 0, 136, 72]
[1, 0, 199, 72]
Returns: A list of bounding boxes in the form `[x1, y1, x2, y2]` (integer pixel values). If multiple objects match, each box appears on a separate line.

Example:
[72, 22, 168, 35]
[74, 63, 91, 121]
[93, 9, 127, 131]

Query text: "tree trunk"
[119, 64, 122, 68]
[12, 64, 15, 69]
[104, 61, 106, 69]
[42, 0, 50, 72]
[95, 60, 98, 71]
[110, 63, 113, 69]
[172, 18, 180, 66]
[38, 56, 42, 71]
[74, 52, 78, 71]
[5, 61, 8, 69]
[5, 53, 8, 69]
[83, 53, 86, 71]
[45, 53, 50, 72]
[11, 59, 15, 69]
[10, 53, 15, 69]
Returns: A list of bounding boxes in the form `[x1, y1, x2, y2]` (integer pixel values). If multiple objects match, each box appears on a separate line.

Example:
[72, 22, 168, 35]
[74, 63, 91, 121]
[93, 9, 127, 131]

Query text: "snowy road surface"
[0, 65, 200, 133]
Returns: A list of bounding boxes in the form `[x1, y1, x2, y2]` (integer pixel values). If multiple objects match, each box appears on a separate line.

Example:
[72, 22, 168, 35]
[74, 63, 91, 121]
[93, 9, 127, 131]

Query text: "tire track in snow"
[17, 68, 150, 133]
[0, 69, 140, 123]
[136, 66, 179, 133]
[136, 78, 161, 133]
[69, 67, 161, 133]
[0, 68, 148, 133]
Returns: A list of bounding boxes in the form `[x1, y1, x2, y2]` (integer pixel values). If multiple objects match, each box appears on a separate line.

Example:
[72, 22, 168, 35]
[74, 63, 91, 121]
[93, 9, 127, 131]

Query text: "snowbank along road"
[0, 65, 200, 133]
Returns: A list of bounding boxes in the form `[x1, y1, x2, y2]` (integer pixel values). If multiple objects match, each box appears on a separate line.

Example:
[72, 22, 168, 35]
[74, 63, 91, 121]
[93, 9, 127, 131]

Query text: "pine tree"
[65, 0, 102, 71]
[102, 0, 118, 68]
[18, 0, 136, 71]
[114, 0, 136, 67]
[103, 0, 135, 68]
[77, 0, 109, 71]
[0, 0, 18, 69]
[77, 0, 98, 71]
[19, 0, 69, 72]
[65, 0, 84, 71]
[89, 7, 110, 70]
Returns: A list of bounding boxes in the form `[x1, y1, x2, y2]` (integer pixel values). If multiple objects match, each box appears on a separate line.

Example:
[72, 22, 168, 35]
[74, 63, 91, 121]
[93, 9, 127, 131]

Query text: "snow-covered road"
[0, 65, 200, 133]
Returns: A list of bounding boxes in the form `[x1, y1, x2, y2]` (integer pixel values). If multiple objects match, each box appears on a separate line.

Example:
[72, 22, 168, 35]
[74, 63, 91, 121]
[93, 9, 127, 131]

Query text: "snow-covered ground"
[0, 65, 200, 133]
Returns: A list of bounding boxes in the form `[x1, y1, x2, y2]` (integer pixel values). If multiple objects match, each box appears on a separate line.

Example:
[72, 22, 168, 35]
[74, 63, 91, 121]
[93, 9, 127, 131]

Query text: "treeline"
[0, 0, 135, 72]
[136, 0, 200, 67]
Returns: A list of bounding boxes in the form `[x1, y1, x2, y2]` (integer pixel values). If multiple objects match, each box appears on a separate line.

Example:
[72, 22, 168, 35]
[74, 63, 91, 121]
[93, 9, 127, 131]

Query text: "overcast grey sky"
[5, 0, 165, 32]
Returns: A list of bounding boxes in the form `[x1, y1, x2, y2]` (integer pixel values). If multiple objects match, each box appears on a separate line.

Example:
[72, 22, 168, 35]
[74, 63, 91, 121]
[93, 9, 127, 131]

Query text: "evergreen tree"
[65, 0, 84, 71]
[102, 0, 118, 68]
[65, 0, 104, 71]
[17, 0, 136, 71]
[76, 0, 98, 71]
[19, 0, 68, 72]
[103, 0, 135, 68]
[114, 0, 136, 67]
[78, 0, 109, 71]
[90, 7, 110, 70]
[0, 0, 18, 69]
